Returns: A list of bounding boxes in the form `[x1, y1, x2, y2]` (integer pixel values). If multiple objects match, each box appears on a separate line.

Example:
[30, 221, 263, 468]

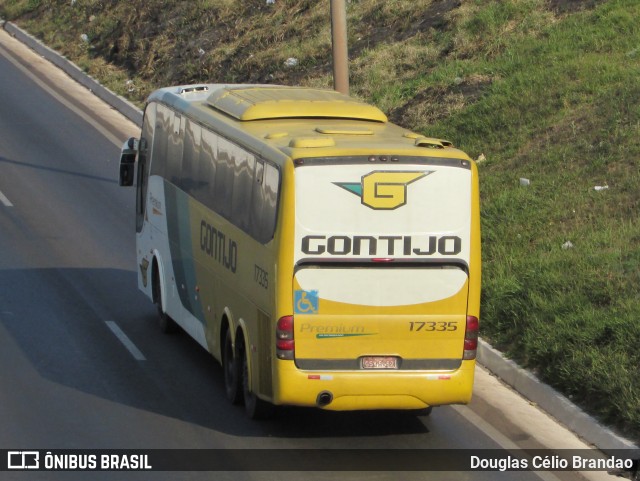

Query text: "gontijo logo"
[334, 170, 433, 210]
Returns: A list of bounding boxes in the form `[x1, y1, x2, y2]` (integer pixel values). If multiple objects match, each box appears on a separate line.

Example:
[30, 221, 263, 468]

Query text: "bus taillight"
[276, 315, 295, 360]
[463, 315, 479, 360]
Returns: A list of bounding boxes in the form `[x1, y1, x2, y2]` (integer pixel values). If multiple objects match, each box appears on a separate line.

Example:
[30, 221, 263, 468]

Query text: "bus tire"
[158, 307, 178, 334]
[238, 335, 275, 420]
[223, 328, 242, 405]
[153, 265, 178, 334]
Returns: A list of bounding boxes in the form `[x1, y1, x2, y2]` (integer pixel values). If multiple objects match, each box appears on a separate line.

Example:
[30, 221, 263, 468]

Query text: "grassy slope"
[1, 0, 638, 441]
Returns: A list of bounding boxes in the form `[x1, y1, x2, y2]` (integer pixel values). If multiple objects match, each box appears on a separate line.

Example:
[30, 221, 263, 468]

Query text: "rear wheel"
[153, 266, 177, 334]
[223, 329, 242, 405]
[238, 335, 275, 419]
[158, 306, 178, 333]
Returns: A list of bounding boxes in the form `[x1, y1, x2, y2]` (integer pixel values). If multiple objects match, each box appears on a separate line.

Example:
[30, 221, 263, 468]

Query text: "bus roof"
[206, 86, 388, 122]
[147, 84, 471, 164]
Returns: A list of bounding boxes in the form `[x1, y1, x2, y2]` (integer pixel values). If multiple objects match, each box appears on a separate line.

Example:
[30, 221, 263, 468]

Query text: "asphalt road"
[0, 30, 616, 481]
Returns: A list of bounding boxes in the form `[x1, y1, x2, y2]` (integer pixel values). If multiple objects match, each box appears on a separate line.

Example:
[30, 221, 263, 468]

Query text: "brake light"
[463, 315, 479, 360]
[276, 315, 295, 360]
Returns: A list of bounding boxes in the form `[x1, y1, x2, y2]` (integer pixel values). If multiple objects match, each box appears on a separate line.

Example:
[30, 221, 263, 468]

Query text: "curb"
[478, 339, 638, 452]
[2, 21, 143, 126]
[2, 20, 637, 456]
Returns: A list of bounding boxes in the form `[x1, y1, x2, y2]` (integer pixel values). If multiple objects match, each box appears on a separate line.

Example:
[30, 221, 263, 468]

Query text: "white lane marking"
[452, 405, 564, 481]
[0, 43, 123, 147]
[105, 321, 146, 361]
[0, 189, 13, 207]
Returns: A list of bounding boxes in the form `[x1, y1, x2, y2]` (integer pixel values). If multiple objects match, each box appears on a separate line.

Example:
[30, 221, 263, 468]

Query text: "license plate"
[361, 356, 399, 369]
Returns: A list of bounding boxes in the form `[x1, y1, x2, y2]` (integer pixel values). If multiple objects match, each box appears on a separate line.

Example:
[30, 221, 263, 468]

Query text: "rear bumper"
[272, 359, 476, 410]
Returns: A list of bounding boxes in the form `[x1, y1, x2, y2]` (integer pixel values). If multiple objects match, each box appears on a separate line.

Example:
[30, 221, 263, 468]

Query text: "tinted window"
[149, 103, 170, 178]
[214, 137, 235, 220]
[150, 105, 280, 243]
[232, 151, 255, 232]
[166, 113, 183, 185]
[261, 163, 279, 242]
[182, 119, 204, 200]
[200, 128, 218, 210]
[136, 103, 156, 233]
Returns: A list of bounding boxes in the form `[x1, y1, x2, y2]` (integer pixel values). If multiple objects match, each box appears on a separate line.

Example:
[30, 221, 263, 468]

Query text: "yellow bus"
[119, 85, 481, 418]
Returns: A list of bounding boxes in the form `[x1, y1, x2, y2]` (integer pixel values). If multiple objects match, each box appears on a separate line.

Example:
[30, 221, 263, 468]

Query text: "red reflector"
[276, 315, 295, 358]
[276, 339, 295, 351]
[465, 315, 479, 333]
[372, 258, 394, 263]
[277, 316, 294, 331]
[464, 338, 478, 351]
[308, 375, 321, 380]
[464, 315, 479, 359]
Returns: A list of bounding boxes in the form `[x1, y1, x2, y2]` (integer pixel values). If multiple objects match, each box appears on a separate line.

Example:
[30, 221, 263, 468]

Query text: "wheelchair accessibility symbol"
[294, 290, 319, 314]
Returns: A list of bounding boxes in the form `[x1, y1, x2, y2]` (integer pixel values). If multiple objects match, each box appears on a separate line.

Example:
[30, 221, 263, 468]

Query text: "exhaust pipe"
[316, 391, 333, 407]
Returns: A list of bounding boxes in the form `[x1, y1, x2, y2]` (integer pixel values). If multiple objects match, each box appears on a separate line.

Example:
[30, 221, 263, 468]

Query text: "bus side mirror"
[119, 137, 139, 187]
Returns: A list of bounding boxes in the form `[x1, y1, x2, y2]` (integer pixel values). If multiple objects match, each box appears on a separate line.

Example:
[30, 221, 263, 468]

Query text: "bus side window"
[250, 160, 266, 240]
[135, 154, 146, 232]
[232, 151, 255, 232]
[182, 119, 202, 198]
[166, 113, 184, 187]
[261, 164, 279, 242]
[215, 137, 235, 220]
[200, 129, 217, 210]
[136, 103, 156, 233]
[150, 104, 170, 182]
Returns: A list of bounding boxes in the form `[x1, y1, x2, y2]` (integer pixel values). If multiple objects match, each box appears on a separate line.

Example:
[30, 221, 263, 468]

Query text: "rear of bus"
[275, 154, 481, 411]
